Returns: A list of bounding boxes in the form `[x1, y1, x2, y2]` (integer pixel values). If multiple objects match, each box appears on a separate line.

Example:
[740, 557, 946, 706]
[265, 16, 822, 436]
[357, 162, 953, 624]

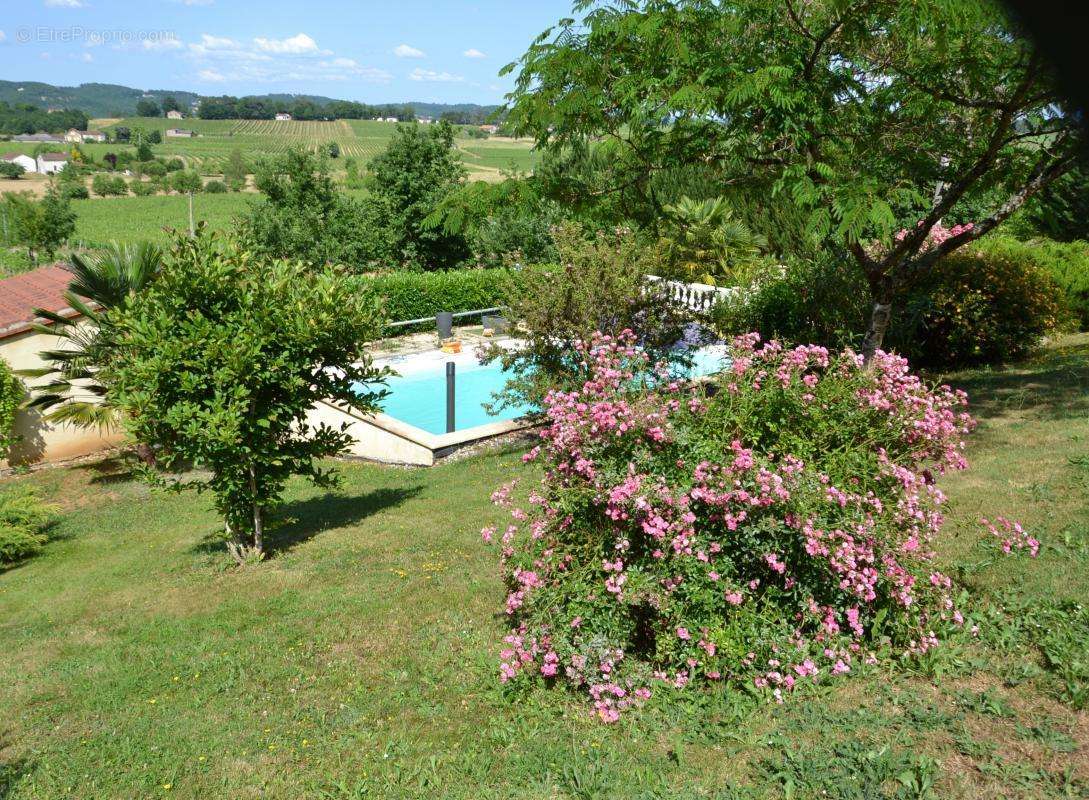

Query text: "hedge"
[366, 268, 512, 327]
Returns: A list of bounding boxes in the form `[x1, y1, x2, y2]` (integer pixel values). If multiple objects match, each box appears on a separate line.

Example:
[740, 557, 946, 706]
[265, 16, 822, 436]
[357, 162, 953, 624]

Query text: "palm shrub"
[22, 242, 162, 430]
[0, 486, 58, 564]
[103, 231, 389, 555]
[483, 331, 977, 720]
[658, 196, 769, 285]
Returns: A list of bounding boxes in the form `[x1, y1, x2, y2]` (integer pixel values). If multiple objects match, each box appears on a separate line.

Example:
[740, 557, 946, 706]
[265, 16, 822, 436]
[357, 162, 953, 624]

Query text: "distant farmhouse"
[479, 124, 499, 134]
[166, 110, 184, 120]
[274, 112, 292, 121]
[35, 151, 69, 174]
[418, 116, 434, 124]
[1, 153, 36, 174]
[12, 132, 65, 144]
[165, 128, 195, 138]
[65, 129, 106, 144]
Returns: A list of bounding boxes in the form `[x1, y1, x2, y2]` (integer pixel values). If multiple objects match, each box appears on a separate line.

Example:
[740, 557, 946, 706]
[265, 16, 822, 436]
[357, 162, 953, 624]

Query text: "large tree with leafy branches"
[368, 120, 468, 269]
[503, 0, 1085, 356]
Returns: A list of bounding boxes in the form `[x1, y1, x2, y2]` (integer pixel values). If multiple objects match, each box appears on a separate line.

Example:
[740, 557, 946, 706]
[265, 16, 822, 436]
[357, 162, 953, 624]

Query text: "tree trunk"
[249, 464, 263, 553]
[861, 299, 893, 363]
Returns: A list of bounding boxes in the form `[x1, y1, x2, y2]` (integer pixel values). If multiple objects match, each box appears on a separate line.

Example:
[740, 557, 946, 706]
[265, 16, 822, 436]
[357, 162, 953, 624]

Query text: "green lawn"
[1, 336, 1087, 799]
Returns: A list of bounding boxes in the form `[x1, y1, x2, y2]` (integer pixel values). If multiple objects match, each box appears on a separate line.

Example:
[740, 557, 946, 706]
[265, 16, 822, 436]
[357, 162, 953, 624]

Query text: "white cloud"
[143, 36, 183, 51]
[78, 51, 93, 62]
[393, 43, 425, 58]
[197, 33, 238, 49]
[318, 58, 393, 83]
[179, 0, 214, 5]
[0, 31, 6, 43]
[409, 67, 464, 83]
[253, 32, 326, 55]
[463, 48, 486, 59]
[183, 31, 386, 84]
[188, 33, 268, 61]
[44, 0, 85, 6]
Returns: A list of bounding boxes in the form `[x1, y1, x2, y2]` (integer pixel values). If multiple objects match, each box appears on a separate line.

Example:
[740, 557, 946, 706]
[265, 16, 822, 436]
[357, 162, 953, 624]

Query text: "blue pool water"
[368, 345, 731, 436]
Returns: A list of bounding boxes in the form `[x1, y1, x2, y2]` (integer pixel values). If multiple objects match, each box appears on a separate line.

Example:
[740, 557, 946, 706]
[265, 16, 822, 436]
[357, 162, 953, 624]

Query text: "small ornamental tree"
[484, 331, 980, 720]
[3, 187, 76, 265]
[479, 222, 694, 410]
[223, 148, 248, 191]
[169, 169, 203, 195]
[104, 230, 390, 554]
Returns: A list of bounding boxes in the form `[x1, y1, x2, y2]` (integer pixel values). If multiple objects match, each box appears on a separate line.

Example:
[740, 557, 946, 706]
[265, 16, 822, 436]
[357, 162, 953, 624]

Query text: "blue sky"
[0, 0, 575, 105]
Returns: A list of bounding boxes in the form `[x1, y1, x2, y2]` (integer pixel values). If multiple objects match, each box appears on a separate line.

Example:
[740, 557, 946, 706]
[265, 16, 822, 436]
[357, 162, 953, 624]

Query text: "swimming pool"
[365, 344, 731, 436]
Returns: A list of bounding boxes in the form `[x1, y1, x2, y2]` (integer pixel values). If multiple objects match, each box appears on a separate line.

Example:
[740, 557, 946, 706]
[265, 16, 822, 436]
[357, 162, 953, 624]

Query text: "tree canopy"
[504, 0, 1085, 353]
[367, 120, 468, 269]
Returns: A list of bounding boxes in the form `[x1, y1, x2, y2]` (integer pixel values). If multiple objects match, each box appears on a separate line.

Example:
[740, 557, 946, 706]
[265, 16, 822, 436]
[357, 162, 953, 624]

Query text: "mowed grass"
[1, 337, 1087, 799]
[70, 192, 254, 247]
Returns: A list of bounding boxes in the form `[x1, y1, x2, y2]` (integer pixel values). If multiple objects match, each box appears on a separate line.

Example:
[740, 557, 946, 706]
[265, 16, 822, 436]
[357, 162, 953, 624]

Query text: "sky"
[0, 0, 576, 105]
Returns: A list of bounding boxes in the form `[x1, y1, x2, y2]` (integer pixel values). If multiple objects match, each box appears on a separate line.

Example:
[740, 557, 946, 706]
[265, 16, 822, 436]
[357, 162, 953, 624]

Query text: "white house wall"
[1, 325, 122, 467]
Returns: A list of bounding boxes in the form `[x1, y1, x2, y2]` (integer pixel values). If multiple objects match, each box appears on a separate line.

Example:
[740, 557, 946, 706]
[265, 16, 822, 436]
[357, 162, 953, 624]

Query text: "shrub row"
[891, 237, 1064, 369]
[716, 235, 1083, 370]
[365, 268, 513, 326]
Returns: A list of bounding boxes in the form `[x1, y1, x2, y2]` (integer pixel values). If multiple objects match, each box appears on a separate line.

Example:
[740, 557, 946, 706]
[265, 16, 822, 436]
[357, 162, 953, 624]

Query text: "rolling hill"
[0, 80, 500, 121]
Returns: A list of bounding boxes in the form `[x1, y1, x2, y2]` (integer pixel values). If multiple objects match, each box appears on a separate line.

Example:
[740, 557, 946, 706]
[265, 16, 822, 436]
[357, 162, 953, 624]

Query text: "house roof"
[38, 152, 69, 161]
[1, 152, 31, 161]
[0, 264, 78, 341]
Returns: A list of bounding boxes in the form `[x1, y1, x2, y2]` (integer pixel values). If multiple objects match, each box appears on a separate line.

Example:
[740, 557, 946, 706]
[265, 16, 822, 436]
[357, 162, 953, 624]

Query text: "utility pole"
[188, 191, 195, 237]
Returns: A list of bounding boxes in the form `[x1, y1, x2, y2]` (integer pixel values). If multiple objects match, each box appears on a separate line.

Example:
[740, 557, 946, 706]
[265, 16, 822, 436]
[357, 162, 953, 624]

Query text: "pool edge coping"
[317, 398, 540, 457]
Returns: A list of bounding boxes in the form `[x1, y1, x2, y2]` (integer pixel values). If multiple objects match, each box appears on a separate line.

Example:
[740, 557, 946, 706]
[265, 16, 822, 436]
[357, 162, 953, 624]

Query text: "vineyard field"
[87, 118, 539, 178]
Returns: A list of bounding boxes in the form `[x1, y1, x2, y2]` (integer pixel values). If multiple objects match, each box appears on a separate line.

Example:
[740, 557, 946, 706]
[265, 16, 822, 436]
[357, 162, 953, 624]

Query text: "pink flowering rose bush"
[483, 330, 979, 721]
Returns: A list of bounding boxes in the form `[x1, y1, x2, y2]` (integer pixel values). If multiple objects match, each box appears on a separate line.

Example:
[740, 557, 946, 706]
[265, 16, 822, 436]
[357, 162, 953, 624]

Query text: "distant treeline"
[0, 103, 89, 135]
[197, 96, 418, 122]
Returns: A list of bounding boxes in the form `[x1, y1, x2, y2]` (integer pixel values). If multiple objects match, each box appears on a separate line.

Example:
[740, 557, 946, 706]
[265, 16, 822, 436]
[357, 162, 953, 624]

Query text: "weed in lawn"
[954, 688, 1014, 718]
[1015, 721, 1078, 754]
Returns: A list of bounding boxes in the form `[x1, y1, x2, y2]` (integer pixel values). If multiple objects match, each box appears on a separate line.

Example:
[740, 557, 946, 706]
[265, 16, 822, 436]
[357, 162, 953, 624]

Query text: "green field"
[70, 192, 254, 247]
[86, 118, 539, 178]
[0, 336, 1087, 798]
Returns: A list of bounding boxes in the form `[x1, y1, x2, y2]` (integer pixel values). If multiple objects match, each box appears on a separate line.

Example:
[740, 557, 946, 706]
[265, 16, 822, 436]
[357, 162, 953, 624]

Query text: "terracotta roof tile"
[0, 264, 77, 339]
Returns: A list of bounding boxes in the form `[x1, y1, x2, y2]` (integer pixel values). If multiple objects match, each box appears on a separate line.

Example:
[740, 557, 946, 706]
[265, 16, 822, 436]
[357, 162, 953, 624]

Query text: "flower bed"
[484, 331, 978, 720]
